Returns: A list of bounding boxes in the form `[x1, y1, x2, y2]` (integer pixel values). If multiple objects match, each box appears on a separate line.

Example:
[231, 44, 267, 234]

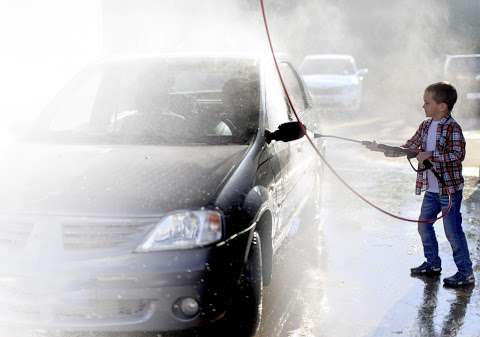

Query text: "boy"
[403, 82, 474, 287]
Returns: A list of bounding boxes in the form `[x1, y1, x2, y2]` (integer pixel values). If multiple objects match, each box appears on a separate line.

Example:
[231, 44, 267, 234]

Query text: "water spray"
[258, 0, 451, 223]
[313, 133, 448, 186]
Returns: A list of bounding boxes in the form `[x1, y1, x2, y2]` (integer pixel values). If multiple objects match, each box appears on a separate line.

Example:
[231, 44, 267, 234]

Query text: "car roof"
[95, 52, 291, 66]
[446, 54, 480, 59]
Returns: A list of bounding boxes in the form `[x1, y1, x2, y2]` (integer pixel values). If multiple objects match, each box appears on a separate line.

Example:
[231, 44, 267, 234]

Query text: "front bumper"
[310, 91, 361, 110]
[0, 229, 252, 334]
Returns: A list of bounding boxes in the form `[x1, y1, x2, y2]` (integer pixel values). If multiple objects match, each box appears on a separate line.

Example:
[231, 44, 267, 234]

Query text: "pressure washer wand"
[312, 131, 451, 220]
[313, 133, 365, 144]
[313, 133, 417, 158]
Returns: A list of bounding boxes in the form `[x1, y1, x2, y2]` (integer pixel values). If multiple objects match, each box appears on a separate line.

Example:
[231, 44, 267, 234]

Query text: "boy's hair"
[425, 82, 457, 112]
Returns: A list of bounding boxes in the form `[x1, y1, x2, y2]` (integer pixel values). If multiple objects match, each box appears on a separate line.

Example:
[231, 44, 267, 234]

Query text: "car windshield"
[301, 58, 355, 75]
[446, 57, 480, 76]
[28, 58, 261, 145]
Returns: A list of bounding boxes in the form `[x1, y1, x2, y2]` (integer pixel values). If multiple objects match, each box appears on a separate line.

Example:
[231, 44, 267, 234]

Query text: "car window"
[280, 63, 308, 113]
[30, 59, 261, 145]
[266, 63, 293, 130]
[300, 58, 355, 75]
[445, 57, 480, 77]
[48, 71, 103, 132]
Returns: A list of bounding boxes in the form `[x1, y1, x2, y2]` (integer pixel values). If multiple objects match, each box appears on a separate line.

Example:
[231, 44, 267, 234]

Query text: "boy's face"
[423, 91, 447, 119]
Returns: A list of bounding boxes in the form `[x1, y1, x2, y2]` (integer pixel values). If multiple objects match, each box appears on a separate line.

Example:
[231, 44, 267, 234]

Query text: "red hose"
[258, 0, 452, 223]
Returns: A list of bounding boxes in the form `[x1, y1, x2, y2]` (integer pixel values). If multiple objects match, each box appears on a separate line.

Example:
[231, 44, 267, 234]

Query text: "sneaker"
[410, 262, 442, 276]
[443, 272, 475, 288]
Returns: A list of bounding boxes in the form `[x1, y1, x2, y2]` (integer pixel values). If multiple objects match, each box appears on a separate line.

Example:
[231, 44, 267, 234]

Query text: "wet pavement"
[258, 116, 480, 337]
[1, 116, 478, 337]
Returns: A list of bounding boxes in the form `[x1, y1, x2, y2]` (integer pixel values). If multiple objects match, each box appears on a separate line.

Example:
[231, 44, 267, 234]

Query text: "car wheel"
[232, 231, 263, 336]
[207, 232, 263, 337]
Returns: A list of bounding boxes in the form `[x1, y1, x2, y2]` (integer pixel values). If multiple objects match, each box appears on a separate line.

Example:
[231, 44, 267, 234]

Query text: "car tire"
[206, 232, 263, 337]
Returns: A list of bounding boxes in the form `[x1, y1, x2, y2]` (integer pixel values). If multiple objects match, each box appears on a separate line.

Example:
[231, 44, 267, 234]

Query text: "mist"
[258, 0, 479, 123]
[56, 0, 480, 124]
[0, 0, 100, 130]
[0, 1, 479, 336]
[2, 0, 479, 126]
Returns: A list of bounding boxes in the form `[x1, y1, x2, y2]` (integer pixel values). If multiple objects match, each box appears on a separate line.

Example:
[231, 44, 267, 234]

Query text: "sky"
[0, 0, 101, 125]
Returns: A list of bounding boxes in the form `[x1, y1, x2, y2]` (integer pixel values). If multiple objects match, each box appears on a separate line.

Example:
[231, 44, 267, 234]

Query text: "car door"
[278, 62, 319, 234]
[264, 62, 294, 250]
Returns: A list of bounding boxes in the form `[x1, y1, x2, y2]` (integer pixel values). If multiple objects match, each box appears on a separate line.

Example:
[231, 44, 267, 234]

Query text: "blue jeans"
[418, 191, 473, 276]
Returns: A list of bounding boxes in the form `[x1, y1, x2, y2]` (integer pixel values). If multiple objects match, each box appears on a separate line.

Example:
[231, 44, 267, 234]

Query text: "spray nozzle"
[361, 140, 380, 151]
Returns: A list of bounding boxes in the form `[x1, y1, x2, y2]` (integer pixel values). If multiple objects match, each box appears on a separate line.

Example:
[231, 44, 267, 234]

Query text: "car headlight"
[135, 210, 223, 252]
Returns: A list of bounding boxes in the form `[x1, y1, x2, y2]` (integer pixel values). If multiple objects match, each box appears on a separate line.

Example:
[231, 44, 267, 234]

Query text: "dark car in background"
[444, 54, 480, 117]
[0, 54, 323, 336]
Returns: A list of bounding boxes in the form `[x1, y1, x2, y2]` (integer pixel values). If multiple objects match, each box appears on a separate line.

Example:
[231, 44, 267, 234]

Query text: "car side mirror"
[265, 121, 306, 144]
[475, 74, 480, 81]
[357, 68, 368, 76]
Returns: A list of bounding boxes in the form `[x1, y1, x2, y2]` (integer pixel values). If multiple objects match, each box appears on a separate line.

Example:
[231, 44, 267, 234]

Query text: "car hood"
[303, 74, 359, 88]
[0, 143, 249, 216]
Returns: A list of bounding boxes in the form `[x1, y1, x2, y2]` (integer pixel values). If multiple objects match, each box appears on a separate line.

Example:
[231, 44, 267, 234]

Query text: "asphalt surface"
[257, 114, 480, 337]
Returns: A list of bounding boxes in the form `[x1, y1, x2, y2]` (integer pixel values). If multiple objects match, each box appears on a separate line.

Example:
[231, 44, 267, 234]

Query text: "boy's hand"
[416, 151, 432, 162]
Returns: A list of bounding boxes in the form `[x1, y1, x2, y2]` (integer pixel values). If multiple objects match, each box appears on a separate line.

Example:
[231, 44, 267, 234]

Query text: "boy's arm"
[375, 122, 423, 157]
[431, 124, 466, 163]
[401, 122, 424, 151]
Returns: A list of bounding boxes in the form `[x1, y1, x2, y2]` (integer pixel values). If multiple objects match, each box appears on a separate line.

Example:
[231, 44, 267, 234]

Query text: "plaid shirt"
[402, 115, 465, 195]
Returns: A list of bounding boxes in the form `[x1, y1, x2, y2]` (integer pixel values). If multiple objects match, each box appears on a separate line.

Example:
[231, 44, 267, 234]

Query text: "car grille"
[62, 220, 156, 250]
[0, 219, 34, 250]
[0, 275, 152, 323]
[0, 216, 157, 251]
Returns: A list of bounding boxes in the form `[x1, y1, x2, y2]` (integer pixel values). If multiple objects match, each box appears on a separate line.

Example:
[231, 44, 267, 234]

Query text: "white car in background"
[300, 54, 368, 112]
[444, 54, 480, 116]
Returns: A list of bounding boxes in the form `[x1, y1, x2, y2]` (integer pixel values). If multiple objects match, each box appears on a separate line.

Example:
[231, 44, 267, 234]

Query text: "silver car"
[300, 54, 368, 112]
